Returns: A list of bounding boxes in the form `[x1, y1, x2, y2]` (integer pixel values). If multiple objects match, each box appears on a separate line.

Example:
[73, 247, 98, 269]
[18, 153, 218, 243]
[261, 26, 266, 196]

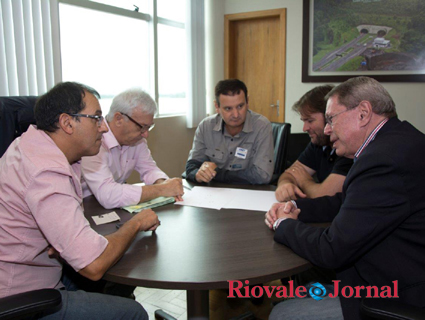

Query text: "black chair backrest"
[0, 96, 37, 158]
[286, 132, 311, 168]
[271, 122, 291, 183]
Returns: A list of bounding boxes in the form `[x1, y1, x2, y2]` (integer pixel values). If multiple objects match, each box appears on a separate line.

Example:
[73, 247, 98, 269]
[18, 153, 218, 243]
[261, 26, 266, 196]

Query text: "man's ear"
[58, 113, 74, 135]
[113, 112, 124, 126]
[358, 100, 372, 125]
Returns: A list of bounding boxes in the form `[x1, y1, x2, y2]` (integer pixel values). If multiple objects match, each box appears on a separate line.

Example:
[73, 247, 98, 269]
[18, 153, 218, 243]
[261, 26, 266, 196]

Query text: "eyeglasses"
[121, 113, 155, 133]
[67, 113, 104, 127]
[325, 108, 354, 127]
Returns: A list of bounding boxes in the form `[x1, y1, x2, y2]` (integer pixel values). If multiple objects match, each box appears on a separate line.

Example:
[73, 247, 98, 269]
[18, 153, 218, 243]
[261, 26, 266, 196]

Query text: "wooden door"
[225, 9, 286, 123]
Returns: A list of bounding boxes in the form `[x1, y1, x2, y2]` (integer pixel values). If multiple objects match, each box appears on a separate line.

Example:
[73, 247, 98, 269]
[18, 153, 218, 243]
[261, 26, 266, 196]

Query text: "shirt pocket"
[230, 142, 253, 170]
[120, 159, 137, 181]
[205, 148, 225, 165]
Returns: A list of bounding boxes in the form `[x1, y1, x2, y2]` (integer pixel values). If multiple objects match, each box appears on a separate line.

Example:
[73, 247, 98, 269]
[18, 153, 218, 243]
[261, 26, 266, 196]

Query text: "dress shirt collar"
[354, 118, 389, 160]
[103, 121, 121, 150]
[213, 110, 253, 135]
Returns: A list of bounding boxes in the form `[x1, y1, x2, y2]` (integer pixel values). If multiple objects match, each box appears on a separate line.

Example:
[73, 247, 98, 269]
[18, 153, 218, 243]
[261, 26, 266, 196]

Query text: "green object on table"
[122, 196, 175, 213]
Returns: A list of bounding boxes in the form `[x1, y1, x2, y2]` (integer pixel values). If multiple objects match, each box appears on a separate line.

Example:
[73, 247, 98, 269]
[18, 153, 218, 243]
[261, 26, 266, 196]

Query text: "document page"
[176, 187, 277, 212]
[224, 189, 278, 212]
[176, 187, 228, 210]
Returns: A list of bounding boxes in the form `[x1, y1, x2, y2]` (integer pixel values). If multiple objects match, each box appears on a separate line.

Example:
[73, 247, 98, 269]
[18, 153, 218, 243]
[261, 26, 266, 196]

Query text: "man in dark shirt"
[275, 85, 353, 202]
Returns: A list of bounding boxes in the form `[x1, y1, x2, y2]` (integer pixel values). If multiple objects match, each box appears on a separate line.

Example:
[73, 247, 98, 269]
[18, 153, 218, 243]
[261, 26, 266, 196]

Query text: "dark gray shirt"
[186, 110, 274, 184]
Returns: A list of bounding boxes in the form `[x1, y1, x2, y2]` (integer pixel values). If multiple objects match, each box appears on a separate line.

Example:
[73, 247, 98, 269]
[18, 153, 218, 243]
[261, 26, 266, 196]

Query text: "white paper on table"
[223, 189, 277, 212]
[92, 211, 120, 225]
[175, 186, 227, 210]
[175, 186, 278, 212]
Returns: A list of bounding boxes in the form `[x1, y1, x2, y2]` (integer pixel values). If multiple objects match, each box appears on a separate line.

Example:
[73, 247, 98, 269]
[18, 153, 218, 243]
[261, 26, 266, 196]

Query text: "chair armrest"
[0, 289, 62, 320]
[361, 298, 425, 320]
[155, 309, 177, 320]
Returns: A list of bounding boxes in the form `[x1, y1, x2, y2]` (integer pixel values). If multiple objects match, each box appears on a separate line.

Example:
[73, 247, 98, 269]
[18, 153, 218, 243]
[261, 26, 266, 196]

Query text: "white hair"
[106, 88, 157, 121]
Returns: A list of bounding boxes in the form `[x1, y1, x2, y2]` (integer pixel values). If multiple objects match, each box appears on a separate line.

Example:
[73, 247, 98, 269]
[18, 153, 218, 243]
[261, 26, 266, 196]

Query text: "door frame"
[224, 8, 287, 122]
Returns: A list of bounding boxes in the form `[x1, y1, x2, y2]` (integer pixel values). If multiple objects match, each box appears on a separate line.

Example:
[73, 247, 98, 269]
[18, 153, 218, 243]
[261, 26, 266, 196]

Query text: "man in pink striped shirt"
[0, 82, 157, 319]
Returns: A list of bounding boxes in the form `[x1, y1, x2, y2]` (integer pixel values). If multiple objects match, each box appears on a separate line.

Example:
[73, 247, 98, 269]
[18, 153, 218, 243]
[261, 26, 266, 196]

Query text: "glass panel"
[59, 3, 150, 114]
[157, 0, 185, 23]
[88, 0, 148, 13]
[157, 23, 187, 115]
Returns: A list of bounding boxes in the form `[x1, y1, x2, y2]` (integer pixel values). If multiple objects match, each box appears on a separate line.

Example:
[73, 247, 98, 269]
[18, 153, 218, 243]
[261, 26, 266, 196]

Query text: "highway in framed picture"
[302, 0, 425, 82]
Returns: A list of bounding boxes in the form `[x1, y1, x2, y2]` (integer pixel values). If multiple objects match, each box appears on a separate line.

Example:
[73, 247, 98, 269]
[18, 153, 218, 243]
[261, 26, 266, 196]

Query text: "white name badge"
[235, 147, 248, 159]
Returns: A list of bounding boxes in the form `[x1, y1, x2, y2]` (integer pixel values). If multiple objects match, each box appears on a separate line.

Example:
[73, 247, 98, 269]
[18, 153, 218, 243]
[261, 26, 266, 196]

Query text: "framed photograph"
[302, 0, 425, 82]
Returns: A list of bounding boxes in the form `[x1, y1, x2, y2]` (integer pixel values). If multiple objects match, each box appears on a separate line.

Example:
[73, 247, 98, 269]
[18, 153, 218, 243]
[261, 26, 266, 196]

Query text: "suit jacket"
[275, 117, 425, 319]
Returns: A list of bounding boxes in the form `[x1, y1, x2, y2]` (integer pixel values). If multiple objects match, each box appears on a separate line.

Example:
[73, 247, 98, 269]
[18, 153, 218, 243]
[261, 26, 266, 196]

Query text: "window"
[59, 0, 187, 116]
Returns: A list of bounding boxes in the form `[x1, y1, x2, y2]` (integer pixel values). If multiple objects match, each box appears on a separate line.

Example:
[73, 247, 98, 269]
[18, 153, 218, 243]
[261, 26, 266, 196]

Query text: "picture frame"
[302, 0, 425, 83]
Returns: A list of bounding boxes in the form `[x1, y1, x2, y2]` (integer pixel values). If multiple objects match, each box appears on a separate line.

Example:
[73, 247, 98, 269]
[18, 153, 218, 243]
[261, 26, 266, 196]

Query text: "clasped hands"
[195, 161, 217, 183]
[264, 201, 301, 230]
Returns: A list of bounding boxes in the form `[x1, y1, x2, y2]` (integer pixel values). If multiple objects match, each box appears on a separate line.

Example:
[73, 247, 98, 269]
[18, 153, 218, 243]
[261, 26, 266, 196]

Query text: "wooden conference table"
[83, 183, 313, 319]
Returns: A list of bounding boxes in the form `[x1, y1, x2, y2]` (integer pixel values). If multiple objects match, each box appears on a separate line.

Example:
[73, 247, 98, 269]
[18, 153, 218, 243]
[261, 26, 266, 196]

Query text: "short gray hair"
[106, 88, 157, 121]
[325, 76, 397, 118]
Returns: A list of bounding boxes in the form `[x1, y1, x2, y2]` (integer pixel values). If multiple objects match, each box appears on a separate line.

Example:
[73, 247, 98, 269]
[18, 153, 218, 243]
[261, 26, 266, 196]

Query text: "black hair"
[292, 85, 334, 115]
[214, 79, 248, 106]
[35, 82, 100, 132]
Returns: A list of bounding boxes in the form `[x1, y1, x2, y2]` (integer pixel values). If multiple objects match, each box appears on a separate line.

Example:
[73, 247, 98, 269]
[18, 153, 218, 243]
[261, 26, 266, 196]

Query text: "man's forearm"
[214, 165, 271, 185]
[296, 193, 343, 223]
[185, 159, 202, 182]
[299, 174, 346, 199]
[140, 184, 164, 202]
[298, 179, 332, 198]
[79, 219, 141, 281]
[278, 171, 299, 187]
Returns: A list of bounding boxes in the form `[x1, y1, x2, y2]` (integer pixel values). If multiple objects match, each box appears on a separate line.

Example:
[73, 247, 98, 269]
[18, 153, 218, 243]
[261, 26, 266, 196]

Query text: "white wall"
[217, 0, 425, 133]
[127, 115, 196, 183]
[134, 0, 425, 183]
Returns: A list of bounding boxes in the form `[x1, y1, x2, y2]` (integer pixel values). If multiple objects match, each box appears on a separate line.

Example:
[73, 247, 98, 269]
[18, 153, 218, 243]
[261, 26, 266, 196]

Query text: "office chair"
[0, 96, 37, 157]
[155, 309, 178, 320]
[360, 298, 425, 320]
[271, 122, 291, 184]
[0, 96, 61, 319]
[0, 289, 62, 320]
[285, 132, 311, 168]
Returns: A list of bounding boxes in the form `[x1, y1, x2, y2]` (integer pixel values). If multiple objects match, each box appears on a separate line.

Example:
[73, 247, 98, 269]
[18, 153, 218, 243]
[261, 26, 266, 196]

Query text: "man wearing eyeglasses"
[81, 88, 183, 210]
[266, 77, 425, 319]
[185, 79, 274, 185]
[275, 85, 353, 202]
[0, 82, 156, 319]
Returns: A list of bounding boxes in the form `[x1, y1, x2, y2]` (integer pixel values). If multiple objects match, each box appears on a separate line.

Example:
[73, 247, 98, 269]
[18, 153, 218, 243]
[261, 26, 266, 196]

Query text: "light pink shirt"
[0, 126, 108, 298]
[81, 122, 168, 209]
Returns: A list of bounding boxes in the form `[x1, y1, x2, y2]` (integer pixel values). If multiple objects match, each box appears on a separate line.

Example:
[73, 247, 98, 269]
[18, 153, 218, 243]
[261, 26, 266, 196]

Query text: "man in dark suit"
[265, 76, 425, 320]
